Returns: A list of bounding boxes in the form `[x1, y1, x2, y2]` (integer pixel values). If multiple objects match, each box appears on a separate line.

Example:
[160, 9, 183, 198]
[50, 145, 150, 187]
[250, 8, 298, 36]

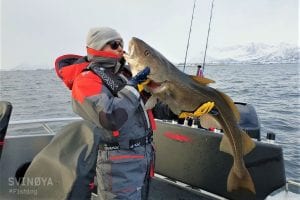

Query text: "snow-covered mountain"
[188, 43, 299, 65]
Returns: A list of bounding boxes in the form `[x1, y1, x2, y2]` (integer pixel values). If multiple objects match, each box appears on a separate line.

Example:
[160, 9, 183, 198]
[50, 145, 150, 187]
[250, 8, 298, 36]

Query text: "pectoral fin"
[145, 96, 158, 110]
[199, 113, 222, 129]
[191, 76, 215, 85]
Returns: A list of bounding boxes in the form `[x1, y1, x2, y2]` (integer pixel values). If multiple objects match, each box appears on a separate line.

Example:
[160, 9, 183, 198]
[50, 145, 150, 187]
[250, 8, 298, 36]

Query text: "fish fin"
[220, 134, 233, 155]
[145, 96, 158, 110]
[242, 131, 256, 155]
[227, 166, 256, 194]
[191, 76, 215, 85]
[199, 114, 222, 129]
[218, 91, 240, 122]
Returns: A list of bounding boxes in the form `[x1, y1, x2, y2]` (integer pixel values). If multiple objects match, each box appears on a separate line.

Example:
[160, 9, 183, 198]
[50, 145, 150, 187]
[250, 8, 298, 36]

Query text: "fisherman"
[54, 27, 218, 199]
[70, 27, 155, 199]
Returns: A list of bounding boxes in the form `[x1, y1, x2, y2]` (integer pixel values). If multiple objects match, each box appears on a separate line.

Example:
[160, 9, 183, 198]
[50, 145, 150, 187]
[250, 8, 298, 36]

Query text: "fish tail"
[227, 166, 256, 194]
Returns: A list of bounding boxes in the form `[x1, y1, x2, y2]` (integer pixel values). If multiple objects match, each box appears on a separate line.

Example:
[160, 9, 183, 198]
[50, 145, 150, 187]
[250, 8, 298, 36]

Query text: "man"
[54, 27, 213, 199]
[70, 27, 155, 199]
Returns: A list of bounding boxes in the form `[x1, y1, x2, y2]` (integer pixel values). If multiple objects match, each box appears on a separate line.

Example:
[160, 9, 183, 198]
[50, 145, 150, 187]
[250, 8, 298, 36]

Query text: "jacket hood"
[55, 55, 89, 90]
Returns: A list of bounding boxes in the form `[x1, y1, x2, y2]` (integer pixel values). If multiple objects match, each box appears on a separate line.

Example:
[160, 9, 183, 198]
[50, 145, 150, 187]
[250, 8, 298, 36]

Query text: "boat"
[0, 100, 299, 200]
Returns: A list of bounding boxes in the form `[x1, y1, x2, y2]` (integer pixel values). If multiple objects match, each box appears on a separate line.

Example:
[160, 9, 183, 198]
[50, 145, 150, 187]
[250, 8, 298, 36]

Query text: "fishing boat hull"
[0, 101, 289, 199]
[0, 122, 286, 200]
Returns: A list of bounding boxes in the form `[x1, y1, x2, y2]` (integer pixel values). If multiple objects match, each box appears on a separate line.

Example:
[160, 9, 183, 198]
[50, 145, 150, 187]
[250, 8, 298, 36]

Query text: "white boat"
[0, 101, 299, 199]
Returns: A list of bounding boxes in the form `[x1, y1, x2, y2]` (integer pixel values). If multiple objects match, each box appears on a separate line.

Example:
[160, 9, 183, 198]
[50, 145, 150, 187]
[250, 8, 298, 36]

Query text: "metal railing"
[9, 117, 82, 125]
[8, 117, 82, 135]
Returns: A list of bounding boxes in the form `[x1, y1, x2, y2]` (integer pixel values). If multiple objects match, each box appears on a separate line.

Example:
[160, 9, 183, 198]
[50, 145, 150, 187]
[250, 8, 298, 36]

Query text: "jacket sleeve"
[72, 71, 141, 131]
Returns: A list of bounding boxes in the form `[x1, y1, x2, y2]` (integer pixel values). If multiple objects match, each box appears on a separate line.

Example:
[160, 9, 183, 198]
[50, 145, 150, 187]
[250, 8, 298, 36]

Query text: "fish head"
[124, 37, 173, 83]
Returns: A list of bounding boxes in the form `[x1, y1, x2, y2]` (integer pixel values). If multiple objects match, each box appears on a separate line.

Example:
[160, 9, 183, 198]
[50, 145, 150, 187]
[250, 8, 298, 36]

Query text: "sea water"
[0, 63, 299, 183]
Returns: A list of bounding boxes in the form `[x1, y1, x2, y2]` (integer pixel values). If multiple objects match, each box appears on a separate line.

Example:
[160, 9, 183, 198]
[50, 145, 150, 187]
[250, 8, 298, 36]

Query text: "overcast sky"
[1, 0, 298, 69]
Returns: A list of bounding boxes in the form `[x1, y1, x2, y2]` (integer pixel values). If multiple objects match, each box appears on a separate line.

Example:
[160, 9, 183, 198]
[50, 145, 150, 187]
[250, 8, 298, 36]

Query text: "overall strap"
[87, 63, 127, 96]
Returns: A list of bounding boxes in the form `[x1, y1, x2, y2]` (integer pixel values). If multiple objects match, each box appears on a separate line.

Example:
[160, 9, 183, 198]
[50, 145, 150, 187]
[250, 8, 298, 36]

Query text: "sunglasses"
[107, 40, 124, 50]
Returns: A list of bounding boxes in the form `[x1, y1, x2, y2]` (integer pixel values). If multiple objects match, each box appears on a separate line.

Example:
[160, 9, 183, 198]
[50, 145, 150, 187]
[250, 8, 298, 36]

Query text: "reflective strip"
[123, 85, 140, 99]
[164, 132, 191, 142]
[0, 140, 4, 146]
[112, 131, 120, 137]
[150, 161, 155, 177]
[118, 74, 128, 82]
[140, 100, 151, 128]
[147, 110, 156, 130]
[109, 155, 144, 160]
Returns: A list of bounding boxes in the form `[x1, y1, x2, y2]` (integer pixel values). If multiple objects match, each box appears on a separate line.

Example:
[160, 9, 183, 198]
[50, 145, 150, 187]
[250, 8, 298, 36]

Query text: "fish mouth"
[148, 80, 161, 89]
[146, 80, 166, 94]
[124, 46, 134, 59]
[127, 39, 136, 57]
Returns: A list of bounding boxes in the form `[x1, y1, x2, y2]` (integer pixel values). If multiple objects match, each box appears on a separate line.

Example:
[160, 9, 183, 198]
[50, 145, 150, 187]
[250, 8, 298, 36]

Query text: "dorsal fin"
[191, 76, 215, 85]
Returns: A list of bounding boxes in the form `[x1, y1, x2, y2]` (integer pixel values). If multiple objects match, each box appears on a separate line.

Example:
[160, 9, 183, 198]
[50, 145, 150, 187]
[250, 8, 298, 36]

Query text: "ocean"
[0, 63, 299, 183]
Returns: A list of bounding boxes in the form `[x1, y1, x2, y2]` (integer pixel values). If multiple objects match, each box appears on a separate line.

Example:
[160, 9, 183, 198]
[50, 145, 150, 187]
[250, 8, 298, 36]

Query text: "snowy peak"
[189, 43, 299, 64]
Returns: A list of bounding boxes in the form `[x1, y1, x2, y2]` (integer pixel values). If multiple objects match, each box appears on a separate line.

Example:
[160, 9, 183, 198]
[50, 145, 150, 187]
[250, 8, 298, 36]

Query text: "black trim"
[0, 101, 13, 160]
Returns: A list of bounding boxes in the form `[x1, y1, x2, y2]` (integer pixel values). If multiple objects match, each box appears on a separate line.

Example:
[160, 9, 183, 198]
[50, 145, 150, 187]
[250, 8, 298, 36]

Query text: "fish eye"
[144, 50, 150, 56]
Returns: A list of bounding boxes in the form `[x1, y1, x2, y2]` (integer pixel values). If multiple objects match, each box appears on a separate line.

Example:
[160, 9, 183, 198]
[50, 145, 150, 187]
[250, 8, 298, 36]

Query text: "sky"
[0, 0, 298, 69]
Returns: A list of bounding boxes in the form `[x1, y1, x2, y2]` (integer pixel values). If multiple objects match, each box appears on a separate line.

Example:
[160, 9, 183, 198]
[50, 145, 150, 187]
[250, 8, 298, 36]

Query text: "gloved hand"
[128, 67, 150, 86]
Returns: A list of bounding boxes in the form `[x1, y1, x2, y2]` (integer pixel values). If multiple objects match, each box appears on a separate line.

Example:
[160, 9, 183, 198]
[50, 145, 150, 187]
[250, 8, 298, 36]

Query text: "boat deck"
[148, 177, 219, 200]
[91, 176, 222, 200]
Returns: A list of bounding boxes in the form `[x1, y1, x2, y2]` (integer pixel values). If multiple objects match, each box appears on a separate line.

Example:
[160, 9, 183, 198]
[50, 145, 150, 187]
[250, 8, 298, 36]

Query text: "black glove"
[128, 67, 150, 86]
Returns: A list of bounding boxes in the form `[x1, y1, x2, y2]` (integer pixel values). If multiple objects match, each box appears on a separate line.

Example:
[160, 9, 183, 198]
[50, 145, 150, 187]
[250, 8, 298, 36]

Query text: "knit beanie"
[86, 27, 123, 50]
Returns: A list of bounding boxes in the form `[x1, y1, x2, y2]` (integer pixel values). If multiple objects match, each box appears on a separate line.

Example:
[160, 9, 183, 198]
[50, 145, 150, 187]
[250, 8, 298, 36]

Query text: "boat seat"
[153, 102, 261, 140]
[154, 120, 286, 200]
[0, 101, 13, 159]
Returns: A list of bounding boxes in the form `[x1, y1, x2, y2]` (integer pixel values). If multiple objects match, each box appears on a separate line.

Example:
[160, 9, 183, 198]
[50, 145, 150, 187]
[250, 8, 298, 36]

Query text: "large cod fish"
[124, 37, 256, 194]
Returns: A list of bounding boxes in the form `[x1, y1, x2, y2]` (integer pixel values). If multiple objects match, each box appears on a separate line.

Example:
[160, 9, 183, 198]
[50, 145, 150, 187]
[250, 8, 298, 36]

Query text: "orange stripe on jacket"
[109, 155, 145, 161]
[147, 110, 156, 130]
[87, 47, 121, 58]
[72, 71, 102, 103]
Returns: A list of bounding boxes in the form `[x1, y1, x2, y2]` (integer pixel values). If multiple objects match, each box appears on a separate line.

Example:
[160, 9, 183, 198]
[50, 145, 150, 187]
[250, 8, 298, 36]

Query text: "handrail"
[285, 180, 300, 192]
[8, 117, 82, 135]
[9, 117, 82, 125]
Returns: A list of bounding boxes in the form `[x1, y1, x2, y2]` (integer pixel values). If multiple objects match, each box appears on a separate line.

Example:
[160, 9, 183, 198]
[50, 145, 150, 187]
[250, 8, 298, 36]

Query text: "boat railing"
[7, 117, 82, 136]
[286, 180, 300, 192]
[9, 117, 82, 125]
